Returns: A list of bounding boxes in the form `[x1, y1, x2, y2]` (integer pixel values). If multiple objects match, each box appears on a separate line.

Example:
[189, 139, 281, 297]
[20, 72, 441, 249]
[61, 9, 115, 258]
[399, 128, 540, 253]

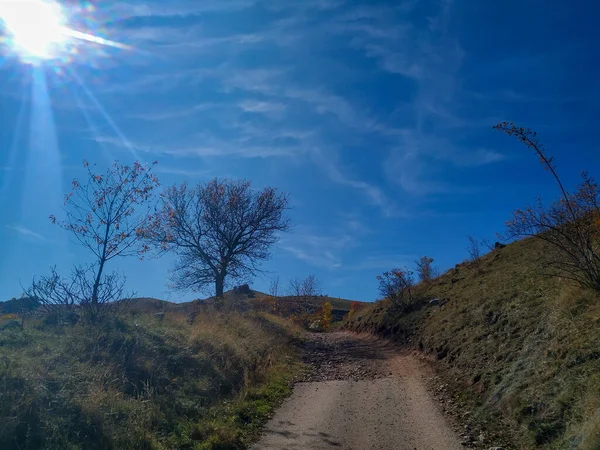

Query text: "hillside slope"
[0, 308, 303, 450]
[345, 237, 600, 449]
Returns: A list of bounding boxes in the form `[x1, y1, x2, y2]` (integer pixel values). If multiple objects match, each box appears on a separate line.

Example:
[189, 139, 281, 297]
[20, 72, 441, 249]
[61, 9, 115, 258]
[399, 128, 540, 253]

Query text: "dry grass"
[345, 237, 600, 449]
[0, 307, 303, 449]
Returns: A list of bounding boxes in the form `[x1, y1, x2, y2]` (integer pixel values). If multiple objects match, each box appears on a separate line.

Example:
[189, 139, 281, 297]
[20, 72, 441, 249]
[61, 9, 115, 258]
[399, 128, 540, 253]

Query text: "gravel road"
[252, 332, 463, 450]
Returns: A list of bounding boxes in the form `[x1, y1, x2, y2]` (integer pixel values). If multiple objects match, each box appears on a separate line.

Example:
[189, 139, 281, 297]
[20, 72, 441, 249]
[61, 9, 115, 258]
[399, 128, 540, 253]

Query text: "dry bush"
[377, 268, 415, 313]
[466, 236, 483, 263]
[495, 122, 600, 292]
[23, 265, 130, 324]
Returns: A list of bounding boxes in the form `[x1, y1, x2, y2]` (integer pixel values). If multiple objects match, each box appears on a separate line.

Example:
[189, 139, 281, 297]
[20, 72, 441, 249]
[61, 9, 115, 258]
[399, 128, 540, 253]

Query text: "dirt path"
[252, 332, 463, 450]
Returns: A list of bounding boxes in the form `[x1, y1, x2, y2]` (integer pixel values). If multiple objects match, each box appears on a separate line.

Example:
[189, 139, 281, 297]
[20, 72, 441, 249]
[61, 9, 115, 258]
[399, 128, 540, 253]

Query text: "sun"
[0, 0, 67, 62]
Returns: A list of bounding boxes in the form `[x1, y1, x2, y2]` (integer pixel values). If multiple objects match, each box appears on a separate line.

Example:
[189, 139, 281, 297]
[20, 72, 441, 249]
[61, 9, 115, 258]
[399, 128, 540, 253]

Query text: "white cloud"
[280, 229, 357, 269]
[6, 225, 46, 242]
[311, 148, 398, 216]
[239, 100, 287, 116]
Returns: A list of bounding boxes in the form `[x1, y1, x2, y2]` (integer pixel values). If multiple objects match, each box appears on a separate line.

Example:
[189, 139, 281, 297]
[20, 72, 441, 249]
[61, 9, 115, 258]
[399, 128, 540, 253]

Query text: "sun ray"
[20, 67, 63, 229]
[68, 80, 117, 163]
[0, 80, 29, 202]
[67, 67, 142, 162]
[63, 28, 132, 51]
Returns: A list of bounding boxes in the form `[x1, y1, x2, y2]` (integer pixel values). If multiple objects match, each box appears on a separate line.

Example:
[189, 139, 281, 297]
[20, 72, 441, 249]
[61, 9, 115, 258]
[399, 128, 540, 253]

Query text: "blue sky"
[1, 0, 599, 302]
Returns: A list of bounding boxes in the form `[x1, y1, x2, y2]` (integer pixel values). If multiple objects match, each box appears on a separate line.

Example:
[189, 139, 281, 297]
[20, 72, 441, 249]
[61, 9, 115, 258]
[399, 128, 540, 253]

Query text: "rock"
[494, 241, 506, 249]
[233, 283, 251, 294]
[488, 447, 504, 450]
[429, 298, 440, 306]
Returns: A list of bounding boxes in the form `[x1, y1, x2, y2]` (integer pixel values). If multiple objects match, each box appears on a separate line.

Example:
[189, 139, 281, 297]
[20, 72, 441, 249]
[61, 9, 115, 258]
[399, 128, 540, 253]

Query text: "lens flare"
[0, 0, 67, 61]
[0, 0, 131, 65]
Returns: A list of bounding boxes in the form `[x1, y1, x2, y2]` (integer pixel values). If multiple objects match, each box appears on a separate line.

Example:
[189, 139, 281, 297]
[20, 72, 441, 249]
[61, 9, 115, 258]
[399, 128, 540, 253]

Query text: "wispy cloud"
[77, 0, 506, 219]
[6, 225, 46, 242]
[239, 100, 287, 117]
[314, 150, 398, 216]
[346, 253, 415, 271]
[280, 230, 356, 270]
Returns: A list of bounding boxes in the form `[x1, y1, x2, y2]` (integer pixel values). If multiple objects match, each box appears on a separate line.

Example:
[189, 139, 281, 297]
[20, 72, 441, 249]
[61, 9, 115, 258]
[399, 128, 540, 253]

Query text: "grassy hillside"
[345, 237, 600, 449]
[0, 305, 304, 450]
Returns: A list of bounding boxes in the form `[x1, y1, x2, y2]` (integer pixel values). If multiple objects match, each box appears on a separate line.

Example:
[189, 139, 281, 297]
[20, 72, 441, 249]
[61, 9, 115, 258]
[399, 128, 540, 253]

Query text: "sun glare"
[0, 0, 67, 61]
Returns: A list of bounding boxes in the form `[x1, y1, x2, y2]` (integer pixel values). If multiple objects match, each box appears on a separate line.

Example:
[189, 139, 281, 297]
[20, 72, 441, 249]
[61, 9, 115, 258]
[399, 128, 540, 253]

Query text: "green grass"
[0, 308, 303, 449]
[344, 237, 600, 449]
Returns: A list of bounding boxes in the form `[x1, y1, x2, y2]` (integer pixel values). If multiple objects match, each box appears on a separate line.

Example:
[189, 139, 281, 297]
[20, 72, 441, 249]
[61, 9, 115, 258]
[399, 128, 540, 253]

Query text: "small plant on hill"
[495, 122, 600, 292]
[377, 268, 415, 313]
[146, 179, 289, 298]
[416, 256, 438, 282]
[269, 276, 280, 311]
[466, 236, 483, 263]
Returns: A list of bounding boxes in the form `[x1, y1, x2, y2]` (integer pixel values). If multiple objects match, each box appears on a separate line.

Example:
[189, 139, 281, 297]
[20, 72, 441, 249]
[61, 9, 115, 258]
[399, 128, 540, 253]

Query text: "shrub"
[320, 302, 333, 330]
[377, 268, 415, 313]
[416, 256, 437, 282]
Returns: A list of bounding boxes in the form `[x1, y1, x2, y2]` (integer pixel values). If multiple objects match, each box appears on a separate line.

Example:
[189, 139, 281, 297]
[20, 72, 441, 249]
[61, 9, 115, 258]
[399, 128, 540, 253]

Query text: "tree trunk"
[92, 258, 105, 306]
[215, 273, 225, 298]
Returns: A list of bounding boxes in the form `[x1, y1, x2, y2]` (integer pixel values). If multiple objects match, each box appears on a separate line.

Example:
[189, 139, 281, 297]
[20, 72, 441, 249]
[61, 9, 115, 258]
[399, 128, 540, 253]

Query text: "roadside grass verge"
[0, 308, 303, 449]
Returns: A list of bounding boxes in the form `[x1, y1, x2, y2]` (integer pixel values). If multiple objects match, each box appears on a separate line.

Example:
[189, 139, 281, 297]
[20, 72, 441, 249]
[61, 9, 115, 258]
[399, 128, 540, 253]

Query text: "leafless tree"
[302, 274, 322, 297]
[288, 275, 321, 297]
[288, 277, 303, 297]
[147, 179, 289, 297]
[49, 160, 159, 316]
[495, 122, 600, 291]
[269, 276, 280, 298]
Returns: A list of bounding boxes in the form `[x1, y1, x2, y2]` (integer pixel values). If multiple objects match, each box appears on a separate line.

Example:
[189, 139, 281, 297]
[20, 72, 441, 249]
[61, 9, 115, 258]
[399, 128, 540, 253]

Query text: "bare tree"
[47, 160, 159, 319]
[302, 274, 322, 298]
[377, 268, 415, 313]
[288, 277, 303, 297]
[415, 256, 437, 282]
[495, 122, 600, 291]
[288, 275, 321, 297]
[148, 179, 290, 297]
